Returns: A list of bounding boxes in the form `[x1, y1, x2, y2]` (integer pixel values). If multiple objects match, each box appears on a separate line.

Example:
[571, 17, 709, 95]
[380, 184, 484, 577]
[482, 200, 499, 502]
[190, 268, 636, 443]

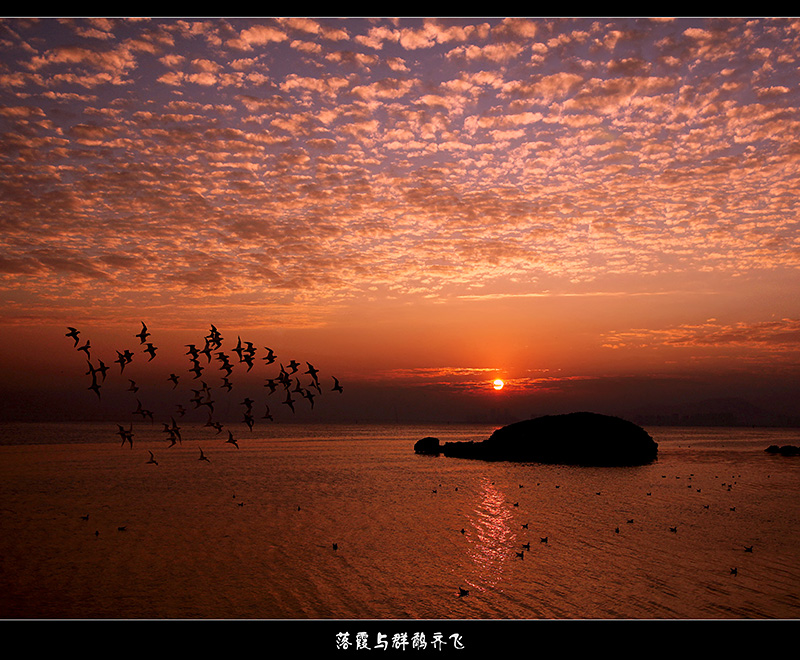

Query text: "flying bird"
[66, 327, 80, 346]
[205, 415, 224, 434]
[243, 412, 254, 431]
[168, 417, 181, 443]
[226, 431, 239, 449]
[232, 336, 244, 362]
[147, 450, 158, 465]
[88, 376, 102, 399]
[262, 347, 276, 364]
[305, 362, 320, 382]
[116, 424, 134, 448]
[143, 343, 157, 361]
[331, 377, 344, 394]
[115, 350, 132, 373]
[136, 321, 150, 344]
[95, 359, 109, 381]
[199, 448, 211, 463]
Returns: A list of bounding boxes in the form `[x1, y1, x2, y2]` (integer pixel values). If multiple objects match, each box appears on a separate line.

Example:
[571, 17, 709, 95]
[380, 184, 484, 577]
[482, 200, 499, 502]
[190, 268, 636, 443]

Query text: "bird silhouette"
[66, 327, 80, 346]
[115, 350, 133, 373]
[458, 587, 469, 598]
[305, 362, 320, 381]
[199, 448, 211, 463]
[94, 359, 109, 381]
[331, 377, 344, 394]
[116, 424, 133, 448]
[147, 450, 158, 465]
[88, 381, 102, 400]
[301, 389, 315, 409]
[226, 431, 239, 448]
[232, 336, 244, 361]
[136, 321, 150, 344]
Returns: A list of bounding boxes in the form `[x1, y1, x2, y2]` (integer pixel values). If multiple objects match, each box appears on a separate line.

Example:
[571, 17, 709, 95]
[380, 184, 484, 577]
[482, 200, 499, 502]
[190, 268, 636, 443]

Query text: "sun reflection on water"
[464, 477, 517, 591]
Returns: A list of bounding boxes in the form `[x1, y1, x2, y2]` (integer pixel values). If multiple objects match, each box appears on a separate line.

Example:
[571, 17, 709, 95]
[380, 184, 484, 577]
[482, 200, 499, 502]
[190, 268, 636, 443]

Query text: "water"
[1, 421, 799, 620]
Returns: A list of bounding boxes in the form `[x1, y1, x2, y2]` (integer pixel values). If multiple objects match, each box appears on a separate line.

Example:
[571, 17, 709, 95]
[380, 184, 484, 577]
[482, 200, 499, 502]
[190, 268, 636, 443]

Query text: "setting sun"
[493, 379, 505, 390]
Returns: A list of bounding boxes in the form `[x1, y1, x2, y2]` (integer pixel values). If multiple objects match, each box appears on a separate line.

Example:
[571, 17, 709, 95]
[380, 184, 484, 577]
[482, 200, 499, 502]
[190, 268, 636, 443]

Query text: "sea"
[1, 421, 798, 645]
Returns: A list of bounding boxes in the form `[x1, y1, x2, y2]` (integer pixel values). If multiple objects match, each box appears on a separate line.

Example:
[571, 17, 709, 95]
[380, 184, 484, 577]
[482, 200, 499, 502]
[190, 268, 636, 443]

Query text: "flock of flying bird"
[65, 321, 344, 462]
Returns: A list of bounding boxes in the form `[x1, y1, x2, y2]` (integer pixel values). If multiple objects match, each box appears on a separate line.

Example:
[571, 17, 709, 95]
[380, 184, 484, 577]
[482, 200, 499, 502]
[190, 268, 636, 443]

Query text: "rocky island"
[415, 412, 659, 466]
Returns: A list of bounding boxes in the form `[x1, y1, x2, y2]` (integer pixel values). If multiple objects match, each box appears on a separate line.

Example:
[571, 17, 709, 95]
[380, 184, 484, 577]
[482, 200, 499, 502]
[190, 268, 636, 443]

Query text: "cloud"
[602, 318, 800, 353]
[227, 23, 288, 51]
[1, 17, 799, 334]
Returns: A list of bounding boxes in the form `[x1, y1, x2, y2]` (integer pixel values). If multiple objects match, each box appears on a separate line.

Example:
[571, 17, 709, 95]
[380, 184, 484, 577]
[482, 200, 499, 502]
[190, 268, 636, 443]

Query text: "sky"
[1, 17, 799, 426]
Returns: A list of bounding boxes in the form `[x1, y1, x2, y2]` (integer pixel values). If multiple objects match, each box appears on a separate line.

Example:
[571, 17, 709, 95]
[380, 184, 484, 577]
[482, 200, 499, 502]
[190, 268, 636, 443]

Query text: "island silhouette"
[415, 411, 659, 467]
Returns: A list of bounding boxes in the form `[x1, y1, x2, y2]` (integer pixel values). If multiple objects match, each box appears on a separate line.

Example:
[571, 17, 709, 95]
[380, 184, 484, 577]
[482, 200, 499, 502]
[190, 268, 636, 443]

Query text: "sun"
[492, 379, 505, 390]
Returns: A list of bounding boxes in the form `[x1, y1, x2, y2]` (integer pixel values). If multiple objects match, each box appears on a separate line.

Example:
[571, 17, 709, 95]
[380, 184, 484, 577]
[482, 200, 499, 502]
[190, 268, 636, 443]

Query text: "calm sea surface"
[1, 421, 799, 620]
